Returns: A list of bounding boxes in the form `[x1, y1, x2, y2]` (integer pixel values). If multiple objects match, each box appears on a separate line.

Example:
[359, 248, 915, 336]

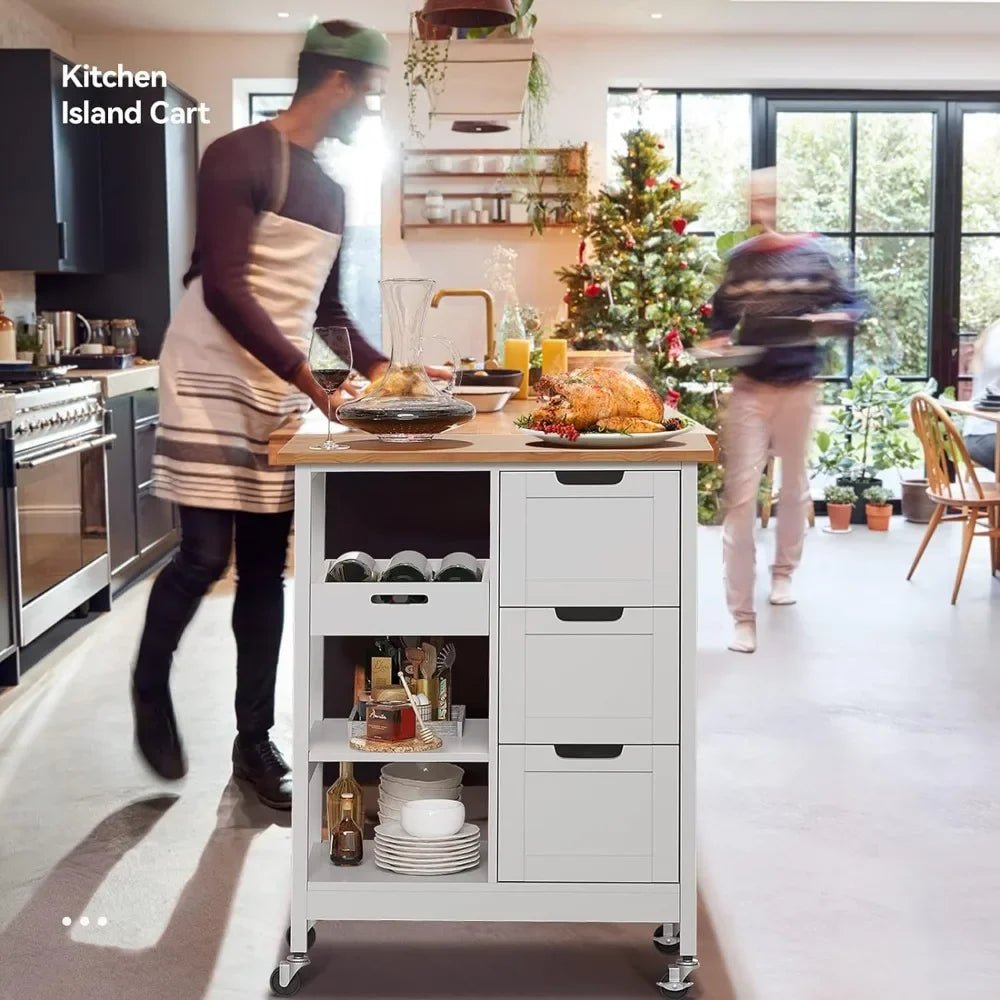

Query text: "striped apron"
[153, 133, 341, 514]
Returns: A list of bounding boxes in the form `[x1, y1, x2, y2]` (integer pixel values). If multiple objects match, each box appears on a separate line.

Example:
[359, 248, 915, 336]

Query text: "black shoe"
[232, 737, 292, 810]
[131, 683, 188, 781]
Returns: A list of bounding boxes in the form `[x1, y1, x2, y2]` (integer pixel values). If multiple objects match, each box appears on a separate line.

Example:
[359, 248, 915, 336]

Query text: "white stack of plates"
[378, 762, 464, 827]
[374, 823, 481, 876]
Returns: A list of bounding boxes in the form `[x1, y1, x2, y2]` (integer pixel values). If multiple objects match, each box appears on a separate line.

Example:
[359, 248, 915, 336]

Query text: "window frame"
[608, 86, 1000, 391]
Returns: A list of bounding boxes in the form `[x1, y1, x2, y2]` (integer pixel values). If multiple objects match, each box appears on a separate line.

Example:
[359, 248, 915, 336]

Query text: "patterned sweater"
[711, 233, 867, 384]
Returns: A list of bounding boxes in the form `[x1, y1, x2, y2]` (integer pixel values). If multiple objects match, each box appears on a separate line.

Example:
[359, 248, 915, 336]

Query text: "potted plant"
[863, 486, 893, 532]
[15, 323, 37, 362]
[814, 367, 926, 524]
[404, 16, 451, 139]
[415, 9, 452, 40]
[824, 485, 856, 533]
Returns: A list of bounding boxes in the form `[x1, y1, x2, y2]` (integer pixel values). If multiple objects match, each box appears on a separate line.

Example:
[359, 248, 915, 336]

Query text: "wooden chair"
[908, 394, 1000, 603]
[759, 456, 817, 529]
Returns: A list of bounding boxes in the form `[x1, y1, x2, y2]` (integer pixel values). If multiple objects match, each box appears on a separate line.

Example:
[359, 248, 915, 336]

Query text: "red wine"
[313, 368, 351, 394]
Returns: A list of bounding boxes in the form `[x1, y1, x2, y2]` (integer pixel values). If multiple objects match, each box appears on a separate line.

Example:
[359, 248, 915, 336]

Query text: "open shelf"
[307, 838, 488, 890]
[309, 718, 489, 764]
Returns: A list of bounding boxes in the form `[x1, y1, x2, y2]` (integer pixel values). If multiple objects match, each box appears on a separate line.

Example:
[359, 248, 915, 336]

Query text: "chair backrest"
[910, 394, 986, 502]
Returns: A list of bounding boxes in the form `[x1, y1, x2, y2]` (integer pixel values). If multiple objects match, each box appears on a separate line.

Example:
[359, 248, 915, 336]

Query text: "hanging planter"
[416, 11, 453, 40]
[421, 0, 516, 29]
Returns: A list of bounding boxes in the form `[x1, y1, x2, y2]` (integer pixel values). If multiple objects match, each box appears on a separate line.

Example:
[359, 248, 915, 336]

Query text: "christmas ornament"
[657, 143, 665, 150]
[563, 293, 572, 304]
[666, 328, 684, 361]
[672, 218, 688, 235]
[699, 303, 714, 318]
[665, 388, 682, 410]
[645, 177, 658, 189]
[679, 261, 689, 270]
[669, 177, 682, 190]
[585, 283, 602, 298]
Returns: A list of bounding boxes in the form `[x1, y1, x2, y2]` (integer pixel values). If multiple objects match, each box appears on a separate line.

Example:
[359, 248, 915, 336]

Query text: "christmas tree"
[555, 128, 725, 522]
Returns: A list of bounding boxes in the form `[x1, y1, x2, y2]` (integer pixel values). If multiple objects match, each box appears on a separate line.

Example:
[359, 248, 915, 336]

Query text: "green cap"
[303, 19, 391, 69]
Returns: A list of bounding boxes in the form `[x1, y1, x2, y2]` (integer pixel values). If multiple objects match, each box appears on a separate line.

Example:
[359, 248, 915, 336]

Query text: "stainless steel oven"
[5, 379, 115, 646]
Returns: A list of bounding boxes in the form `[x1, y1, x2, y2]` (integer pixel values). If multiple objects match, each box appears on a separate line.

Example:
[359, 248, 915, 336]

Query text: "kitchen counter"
[64, 363, 159, 398]
[271, 399, 718, 467]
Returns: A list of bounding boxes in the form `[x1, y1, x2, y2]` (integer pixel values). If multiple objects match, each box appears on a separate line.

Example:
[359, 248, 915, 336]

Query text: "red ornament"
[666, 328, 684, 361]
[657, 143, 666, 150]
[585, 283, 603, 298]
[669, 177, 682, 190]
[672, 218, 688, 235]
[645, 177, 658, 189]
[699, 303, 714, 318]
[563, 293, 572, 304]
[665, 389, 682, 410]
[626, 238, 636, 249]
[679, 261, 689, 270]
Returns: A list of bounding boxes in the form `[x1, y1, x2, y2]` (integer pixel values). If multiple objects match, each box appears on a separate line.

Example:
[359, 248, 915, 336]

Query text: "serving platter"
[518, 426, 690, 449]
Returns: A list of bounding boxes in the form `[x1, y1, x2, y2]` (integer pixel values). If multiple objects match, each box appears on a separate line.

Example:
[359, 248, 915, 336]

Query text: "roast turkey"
[530, 368, 665, 431]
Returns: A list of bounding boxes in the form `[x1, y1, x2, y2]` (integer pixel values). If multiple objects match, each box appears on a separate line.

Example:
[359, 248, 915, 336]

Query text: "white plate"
[374, 857, 482, 876]
[380, 763, 464, 789]
[375, 822, 479, 845]
[379, 782, 463, 803]
[375, 845, 481, 864]
[518, 426, 690, 449]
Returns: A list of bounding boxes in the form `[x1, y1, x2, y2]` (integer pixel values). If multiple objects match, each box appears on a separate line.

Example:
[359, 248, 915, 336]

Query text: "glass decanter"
[337, 279, 475, 443]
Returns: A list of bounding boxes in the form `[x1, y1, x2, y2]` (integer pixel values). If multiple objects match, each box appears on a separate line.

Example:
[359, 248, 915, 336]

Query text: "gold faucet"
[430, 288, 498, 368]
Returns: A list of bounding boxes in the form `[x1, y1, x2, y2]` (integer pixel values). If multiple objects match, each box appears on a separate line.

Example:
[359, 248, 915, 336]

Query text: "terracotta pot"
[416, 12, 453, 40]
[567, 350, 634, 372]
[901, 478, 936, 523]
[563, 150, 583, 175]
[836, 475, 883, 525]
[866, 504, 892, 532]
[827, 503, 853, 533]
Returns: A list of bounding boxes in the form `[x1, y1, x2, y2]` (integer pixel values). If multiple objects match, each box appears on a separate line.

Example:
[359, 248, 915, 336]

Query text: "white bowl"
[381, 763, 464, 789]
[453, 385, 517, 412]
[380, 780, 463, 804]
[400, 799, 466, 839]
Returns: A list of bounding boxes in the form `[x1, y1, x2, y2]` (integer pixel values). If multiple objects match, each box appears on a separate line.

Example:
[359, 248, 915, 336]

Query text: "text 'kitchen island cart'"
[269, 402, 717, 996]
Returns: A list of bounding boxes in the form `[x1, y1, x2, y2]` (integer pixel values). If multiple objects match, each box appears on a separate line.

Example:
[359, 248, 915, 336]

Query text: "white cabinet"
[499, 608, 680, 745]
[497, 745, 680, 884]
[499, 471, 681, 607]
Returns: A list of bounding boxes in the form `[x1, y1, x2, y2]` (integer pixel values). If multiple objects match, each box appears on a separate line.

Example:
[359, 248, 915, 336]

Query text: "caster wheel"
[653, 924, 680, 955]
[285, 926, 317, 950]
[656, 986, 691, 998]
[270, 968, 302, 997]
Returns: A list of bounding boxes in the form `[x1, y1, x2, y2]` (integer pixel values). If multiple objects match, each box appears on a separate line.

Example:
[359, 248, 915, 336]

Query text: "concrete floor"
[0, 518, 998, 999]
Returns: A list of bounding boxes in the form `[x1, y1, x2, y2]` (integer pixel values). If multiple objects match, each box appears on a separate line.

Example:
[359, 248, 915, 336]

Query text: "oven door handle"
[15, 433, 117, 470]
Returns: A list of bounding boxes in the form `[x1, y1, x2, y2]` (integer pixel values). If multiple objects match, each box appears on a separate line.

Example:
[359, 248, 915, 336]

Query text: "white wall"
[0, 0, 75, 321]
[76, 29, 1000, 359]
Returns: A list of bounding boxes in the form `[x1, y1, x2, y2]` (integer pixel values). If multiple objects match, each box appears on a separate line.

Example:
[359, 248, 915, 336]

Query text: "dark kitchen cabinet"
[37, 85, 199, 359]
[0, 50, 104, 273]
[107, 388, 176, 591]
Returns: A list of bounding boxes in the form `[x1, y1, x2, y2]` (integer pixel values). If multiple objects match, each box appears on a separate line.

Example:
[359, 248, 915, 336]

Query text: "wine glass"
[308, 326, 354, 452]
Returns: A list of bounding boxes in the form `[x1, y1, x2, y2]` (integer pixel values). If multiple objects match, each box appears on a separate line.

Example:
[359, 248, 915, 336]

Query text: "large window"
[608, 89, 1000, 393]
[244, 89, 386, 346]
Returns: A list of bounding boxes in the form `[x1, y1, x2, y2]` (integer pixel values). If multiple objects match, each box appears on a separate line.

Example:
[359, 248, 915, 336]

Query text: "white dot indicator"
[62, 917, 72, 927]
[97, 917, 108, 927]
[79, 917, 90, 927]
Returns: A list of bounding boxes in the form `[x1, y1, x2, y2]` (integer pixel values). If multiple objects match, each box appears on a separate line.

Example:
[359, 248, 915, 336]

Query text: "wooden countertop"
[64, 362, 159, 397]
[271, 400, 718, 467]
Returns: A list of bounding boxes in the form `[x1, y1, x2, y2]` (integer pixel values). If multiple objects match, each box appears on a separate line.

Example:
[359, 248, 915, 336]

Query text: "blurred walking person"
[963, 320, 1000, 472]
[707, 168, 866, 654]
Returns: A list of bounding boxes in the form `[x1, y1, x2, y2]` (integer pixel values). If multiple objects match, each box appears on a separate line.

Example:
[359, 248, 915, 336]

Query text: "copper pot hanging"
[420, 0, 516, 29]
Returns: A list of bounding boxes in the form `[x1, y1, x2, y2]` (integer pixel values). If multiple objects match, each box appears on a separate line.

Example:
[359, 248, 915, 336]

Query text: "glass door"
[765, 101, 942, 390]
[955, 105, 1000, 400]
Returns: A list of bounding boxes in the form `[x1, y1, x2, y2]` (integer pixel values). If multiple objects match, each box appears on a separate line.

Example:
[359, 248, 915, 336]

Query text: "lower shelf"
[308, 717, 489, 763]
[308, 841, 488, 891]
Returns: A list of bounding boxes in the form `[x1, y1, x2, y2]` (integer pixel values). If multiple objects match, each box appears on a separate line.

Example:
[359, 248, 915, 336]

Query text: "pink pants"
[722, 376, 817, 623]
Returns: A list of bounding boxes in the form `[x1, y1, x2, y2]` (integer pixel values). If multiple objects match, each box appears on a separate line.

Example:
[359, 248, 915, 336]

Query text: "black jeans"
[133, 505, 294, 739]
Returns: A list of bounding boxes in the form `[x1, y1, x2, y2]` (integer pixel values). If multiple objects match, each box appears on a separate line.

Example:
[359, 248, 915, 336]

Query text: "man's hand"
[366, 361, 454, 383]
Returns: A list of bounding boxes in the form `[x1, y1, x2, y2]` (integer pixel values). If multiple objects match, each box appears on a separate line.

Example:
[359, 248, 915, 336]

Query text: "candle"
[542, 338, 568, 376]
[504, 338, 532, 400]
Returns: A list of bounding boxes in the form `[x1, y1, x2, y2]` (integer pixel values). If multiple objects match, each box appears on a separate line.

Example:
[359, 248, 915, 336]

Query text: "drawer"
[498, 745, 679, 884]
[310, 559, 490, 637]
[500, 471, 680, 608]
[500, 608, 679, 745]
[132, 388, 160, 423]
[134, 418, 158, 489]
[137, 487, 174, 552]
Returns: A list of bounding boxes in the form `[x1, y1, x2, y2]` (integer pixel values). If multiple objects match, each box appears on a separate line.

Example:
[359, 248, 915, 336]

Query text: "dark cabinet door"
[49, 55, 104, 273]
[107, 396, 138, 574]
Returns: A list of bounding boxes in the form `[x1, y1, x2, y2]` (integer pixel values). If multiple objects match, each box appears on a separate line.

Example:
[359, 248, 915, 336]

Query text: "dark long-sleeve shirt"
[182, 122, 386, 381]
[711, 233, 867, 384]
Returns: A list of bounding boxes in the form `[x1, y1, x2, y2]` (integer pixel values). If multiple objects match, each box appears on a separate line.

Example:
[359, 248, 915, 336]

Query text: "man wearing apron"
[131, 21, 391, 809]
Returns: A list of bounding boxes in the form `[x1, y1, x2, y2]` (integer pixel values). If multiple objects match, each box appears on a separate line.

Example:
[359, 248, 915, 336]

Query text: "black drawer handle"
[555, 471, 625, 487]
[554, 745, 624, 760]
[370, 594, 429, 605]
[555, 607, 624, 623]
